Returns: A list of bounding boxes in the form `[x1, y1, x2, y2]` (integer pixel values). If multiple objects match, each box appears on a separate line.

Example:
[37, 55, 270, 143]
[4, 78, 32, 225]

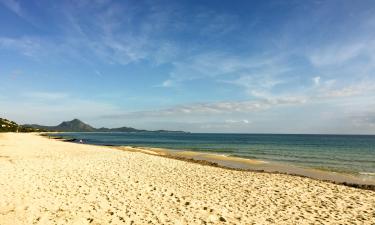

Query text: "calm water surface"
[50, 132, 375, 176]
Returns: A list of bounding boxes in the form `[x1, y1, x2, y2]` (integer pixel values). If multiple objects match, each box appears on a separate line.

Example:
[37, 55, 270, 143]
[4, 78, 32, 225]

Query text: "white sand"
[0, 133, 374, 224]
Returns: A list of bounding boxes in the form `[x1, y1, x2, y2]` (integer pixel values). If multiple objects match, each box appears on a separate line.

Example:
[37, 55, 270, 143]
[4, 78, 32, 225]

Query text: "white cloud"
[161, 79, 174, 87]
[313, 76, 320, 86]
[225, 119, 250, 124]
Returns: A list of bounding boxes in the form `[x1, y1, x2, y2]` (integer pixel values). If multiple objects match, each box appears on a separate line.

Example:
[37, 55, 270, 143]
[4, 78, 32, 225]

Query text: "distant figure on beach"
[79, 139, 83, 144]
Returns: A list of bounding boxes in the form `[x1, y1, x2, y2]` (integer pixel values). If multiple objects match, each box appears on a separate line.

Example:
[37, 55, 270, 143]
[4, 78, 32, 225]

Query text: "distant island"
[23, 118, 187, 133]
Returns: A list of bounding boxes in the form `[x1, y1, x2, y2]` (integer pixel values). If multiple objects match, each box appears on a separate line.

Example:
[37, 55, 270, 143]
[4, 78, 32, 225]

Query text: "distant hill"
[24, 119, 186, 133]
[0, 118, 46, 132]
[25, 119, 96, 132]
[0, 118, 19, 132]
[96, 127, 147, 132]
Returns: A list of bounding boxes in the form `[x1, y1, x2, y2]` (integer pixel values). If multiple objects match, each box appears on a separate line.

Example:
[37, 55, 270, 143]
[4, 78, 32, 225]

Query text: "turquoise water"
[50, 132, 375, 176]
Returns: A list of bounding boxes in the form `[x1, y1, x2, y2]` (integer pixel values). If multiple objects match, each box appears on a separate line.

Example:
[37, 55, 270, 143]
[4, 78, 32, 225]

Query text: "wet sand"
[116, 146, 375, 188]
[1, 133, 375, 224]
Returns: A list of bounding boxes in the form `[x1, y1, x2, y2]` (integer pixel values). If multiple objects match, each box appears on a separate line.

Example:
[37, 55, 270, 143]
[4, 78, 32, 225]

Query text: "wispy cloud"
[0, 0, 42, 28]
[319, 82, 375, 98]
[0, 37, 41, 57]
[0, 1, 250, 68]
[308, 42, 367, 67]
[222, 71, 287, 98]
[352, 110, 375, 128]
[102, 96, 306, 119]
[192, 10, 239, 36]
[0, 0, 22, 17]
[161, 52, 285, 87]
[24, 92, 70, 101]
[225, 119, 251, 124]
[1, 1, 375, 133]
[0, 1, 175, 65]
[307, 75, 375, 99]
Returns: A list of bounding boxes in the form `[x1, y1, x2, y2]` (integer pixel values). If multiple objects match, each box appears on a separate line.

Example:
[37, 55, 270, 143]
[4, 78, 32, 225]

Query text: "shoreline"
[114, 146, 375, 191]
[45, 134, 375, 190]
[1, 133, 375, 224]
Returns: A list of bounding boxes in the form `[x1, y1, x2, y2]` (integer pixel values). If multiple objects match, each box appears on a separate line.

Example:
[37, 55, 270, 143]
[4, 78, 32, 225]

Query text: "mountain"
[24, 119, 96, 132]
[0, 118, 46, 132]
[24, 119, 186, 133]
[56, 119, 96, 132]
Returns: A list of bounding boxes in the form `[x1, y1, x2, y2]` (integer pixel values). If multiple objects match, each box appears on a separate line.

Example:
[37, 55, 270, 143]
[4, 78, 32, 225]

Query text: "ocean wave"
[213, 153, 230, 157]
[359, 172, 375, 176]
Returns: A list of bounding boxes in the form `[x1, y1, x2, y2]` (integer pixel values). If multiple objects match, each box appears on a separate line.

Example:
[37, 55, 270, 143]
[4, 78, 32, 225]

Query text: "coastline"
[114, 146, 375, 190]
[2, 133, 375, 224]
[46, 133, 375, 190]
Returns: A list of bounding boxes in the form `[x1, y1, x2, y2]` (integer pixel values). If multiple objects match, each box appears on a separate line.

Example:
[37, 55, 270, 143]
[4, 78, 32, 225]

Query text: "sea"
[49, 132, 375, 178]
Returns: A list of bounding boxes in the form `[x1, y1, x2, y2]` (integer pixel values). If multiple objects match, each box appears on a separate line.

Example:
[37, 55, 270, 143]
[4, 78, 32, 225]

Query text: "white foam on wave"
[359, 172, 375, 176]
[216, 154, 229, 157]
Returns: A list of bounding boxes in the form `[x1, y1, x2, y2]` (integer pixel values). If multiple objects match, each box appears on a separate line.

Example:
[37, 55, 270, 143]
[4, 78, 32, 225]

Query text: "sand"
[0, 133, 374, 225]
[123, 147, 375, 187]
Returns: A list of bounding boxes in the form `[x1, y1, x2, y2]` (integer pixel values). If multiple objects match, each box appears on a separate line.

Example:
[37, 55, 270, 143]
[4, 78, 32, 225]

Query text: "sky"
[0, 0, 375, 134]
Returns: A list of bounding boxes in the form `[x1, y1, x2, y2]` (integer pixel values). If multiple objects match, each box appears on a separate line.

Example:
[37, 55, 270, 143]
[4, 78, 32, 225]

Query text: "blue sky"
[1, 0, 375, 133]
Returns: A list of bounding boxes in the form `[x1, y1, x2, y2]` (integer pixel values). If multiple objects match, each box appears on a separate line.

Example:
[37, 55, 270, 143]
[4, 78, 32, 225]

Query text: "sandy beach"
[0, 133, 374, 224]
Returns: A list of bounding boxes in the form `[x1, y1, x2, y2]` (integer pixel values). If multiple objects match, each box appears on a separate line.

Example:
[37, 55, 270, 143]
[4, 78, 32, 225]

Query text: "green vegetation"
[0, 118, 47, 132]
